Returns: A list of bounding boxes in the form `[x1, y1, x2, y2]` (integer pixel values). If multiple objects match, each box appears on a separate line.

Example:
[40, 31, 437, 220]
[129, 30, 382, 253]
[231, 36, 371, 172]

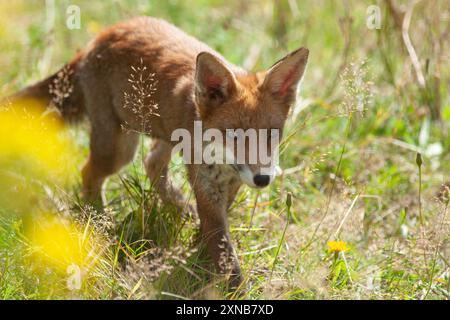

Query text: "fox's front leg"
[188, 164, 243, 289]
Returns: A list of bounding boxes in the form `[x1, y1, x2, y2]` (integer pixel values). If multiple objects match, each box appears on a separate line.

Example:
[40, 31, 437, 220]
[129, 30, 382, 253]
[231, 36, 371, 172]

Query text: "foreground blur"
[0, 99, 101, 290]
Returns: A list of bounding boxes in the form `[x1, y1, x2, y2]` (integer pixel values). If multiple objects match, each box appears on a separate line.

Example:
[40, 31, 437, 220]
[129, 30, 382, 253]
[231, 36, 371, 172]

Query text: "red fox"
[10, 17, 309, 289]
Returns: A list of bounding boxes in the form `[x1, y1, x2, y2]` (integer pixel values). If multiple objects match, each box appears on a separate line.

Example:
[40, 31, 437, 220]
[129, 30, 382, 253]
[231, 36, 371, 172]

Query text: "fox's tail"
[5, 52, 86, 123]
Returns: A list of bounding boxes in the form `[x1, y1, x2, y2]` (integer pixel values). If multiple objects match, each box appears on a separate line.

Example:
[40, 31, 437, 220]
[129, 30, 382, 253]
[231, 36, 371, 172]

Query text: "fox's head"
[194, 47, 309, 188]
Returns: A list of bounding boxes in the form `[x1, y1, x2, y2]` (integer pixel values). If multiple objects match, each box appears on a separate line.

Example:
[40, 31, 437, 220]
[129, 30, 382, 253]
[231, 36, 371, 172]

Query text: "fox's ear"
[194, 52, 237, 111]
[262, 47, 309, 105]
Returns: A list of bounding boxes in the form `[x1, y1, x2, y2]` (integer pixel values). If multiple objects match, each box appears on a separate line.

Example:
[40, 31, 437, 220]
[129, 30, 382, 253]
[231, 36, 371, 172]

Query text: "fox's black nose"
[253, 174, 270, 187]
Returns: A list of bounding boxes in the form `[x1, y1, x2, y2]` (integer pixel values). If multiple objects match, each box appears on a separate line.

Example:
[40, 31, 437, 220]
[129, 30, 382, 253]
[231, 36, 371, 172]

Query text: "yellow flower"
[87, 21, 102, 35]
[26, 213, 98, 272]
[327, 240, 349, 253]
[0, 100, 68, 175]
[0, 99, 79, 214]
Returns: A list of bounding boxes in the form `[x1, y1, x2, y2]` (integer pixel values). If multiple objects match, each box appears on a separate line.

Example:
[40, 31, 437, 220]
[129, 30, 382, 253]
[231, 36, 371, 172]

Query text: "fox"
[9, 16, 309, 289]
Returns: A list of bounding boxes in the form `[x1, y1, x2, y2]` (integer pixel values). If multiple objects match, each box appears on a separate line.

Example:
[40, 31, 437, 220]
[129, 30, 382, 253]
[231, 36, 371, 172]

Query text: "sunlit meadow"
[0, 0, 449, 300]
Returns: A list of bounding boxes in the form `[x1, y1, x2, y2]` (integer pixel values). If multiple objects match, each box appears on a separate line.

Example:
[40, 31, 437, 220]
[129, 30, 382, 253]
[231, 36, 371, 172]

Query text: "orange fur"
[12, 17, 309, 290]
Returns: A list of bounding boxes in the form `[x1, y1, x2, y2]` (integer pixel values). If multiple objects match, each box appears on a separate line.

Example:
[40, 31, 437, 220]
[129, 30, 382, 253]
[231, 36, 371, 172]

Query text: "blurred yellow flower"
[0, 99, 79, 214]
[26, 213, 97, 272]
[87, 21, 102, 35]
[327, 240, 349, 253]
[0, 100, 72, 176]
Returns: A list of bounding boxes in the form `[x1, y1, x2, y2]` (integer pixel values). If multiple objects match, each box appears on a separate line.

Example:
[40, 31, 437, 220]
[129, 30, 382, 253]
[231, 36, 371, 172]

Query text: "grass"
[0, 0, 449, 300]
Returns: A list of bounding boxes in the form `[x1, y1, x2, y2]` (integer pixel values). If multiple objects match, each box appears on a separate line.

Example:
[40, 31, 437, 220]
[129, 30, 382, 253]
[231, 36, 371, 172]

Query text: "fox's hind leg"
[144, 140, 194, 215]
[82, 121, 139, 207]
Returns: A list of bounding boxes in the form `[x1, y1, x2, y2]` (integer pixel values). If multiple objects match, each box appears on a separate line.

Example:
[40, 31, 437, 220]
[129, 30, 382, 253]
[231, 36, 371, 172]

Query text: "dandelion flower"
[327, 240, 349, 253]
[26, 213, 98, 272]
[0, 100, 79, 214]
[0, 100, 75, 180]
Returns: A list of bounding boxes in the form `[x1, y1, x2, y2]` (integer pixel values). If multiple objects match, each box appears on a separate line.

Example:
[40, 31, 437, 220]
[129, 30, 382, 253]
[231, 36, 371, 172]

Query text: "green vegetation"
[0, 0, 449, 299]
